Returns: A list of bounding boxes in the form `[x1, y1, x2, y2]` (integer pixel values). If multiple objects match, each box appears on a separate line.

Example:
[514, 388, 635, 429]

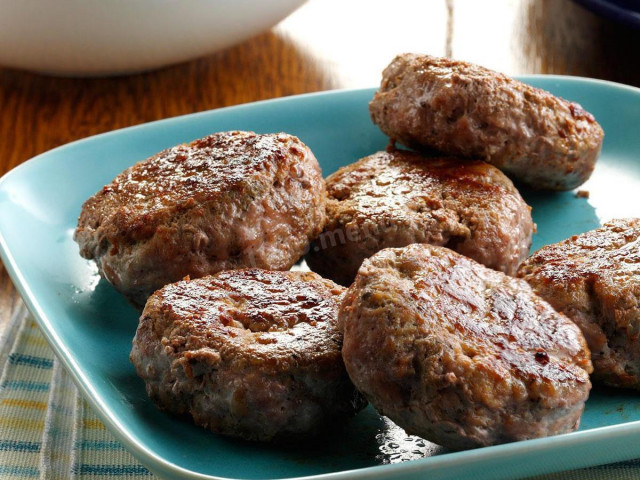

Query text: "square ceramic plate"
[1, 77, 640, 480]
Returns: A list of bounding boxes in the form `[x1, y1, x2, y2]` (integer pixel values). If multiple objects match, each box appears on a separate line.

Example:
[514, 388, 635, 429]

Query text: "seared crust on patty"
[75, 131, 326, 307]
[340, 244, 592, 450]
[130, 269, 366, 441]
[369, 54, 604, 190]
[519, 218, 640, 389]
[305, 150, 534, 286]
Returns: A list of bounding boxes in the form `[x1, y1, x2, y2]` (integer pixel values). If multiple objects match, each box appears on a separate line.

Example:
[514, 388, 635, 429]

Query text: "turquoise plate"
[1, 77, 640, 480]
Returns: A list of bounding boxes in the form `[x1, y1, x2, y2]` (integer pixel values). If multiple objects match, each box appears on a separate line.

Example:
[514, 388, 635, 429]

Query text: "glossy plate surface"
[1, 77, 639, 480]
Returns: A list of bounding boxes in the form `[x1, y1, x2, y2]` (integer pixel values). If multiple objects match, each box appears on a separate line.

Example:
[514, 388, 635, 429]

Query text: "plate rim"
[1, 72, 640, 189]
[2, 75, 640, 480]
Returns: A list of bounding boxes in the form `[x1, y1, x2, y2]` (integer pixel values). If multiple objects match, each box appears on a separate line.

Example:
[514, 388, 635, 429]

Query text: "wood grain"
[1, 0, 639, 336]
[451, 0, 640, 83]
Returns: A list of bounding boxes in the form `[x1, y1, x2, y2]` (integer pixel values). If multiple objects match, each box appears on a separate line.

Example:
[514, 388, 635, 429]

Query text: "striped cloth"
[1, 303, 640, 480]
[0, 305, 154, 479]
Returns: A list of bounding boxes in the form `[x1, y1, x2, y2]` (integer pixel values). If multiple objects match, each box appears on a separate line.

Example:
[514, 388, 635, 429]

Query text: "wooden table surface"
[1, 0, 640, 336]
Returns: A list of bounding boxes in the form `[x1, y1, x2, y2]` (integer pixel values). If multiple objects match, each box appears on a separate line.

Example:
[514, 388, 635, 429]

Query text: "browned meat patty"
[130, 269, 366, 441]
[369, 54, 604, 191]
[75, 131, 326, 308]
[519, 219, 640, 389]
[340, 244, 592, 450]
[305, 150, 534, 286]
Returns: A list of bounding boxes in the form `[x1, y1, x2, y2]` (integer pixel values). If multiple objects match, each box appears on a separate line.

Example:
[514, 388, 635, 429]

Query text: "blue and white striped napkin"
[2, 302, 640, 480]
[0, 304, 154, 479]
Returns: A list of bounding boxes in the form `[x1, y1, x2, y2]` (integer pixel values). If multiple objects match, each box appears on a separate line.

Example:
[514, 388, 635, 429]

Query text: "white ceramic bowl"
[0, 0, 306, 76]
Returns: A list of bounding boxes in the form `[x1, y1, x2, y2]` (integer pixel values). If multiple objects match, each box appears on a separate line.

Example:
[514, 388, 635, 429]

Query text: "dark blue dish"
[573, 0, 640, 28]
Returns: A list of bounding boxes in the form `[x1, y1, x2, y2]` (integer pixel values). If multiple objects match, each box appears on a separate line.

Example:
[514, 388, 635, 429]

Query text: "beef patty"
[369, 54, 604, 190]
[75, 131, 326, 307]
[519, 218, 640, 389]
[305, 150, 534, 286]
[340, 244, 592, 450]
[130, 269, 366, 441]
